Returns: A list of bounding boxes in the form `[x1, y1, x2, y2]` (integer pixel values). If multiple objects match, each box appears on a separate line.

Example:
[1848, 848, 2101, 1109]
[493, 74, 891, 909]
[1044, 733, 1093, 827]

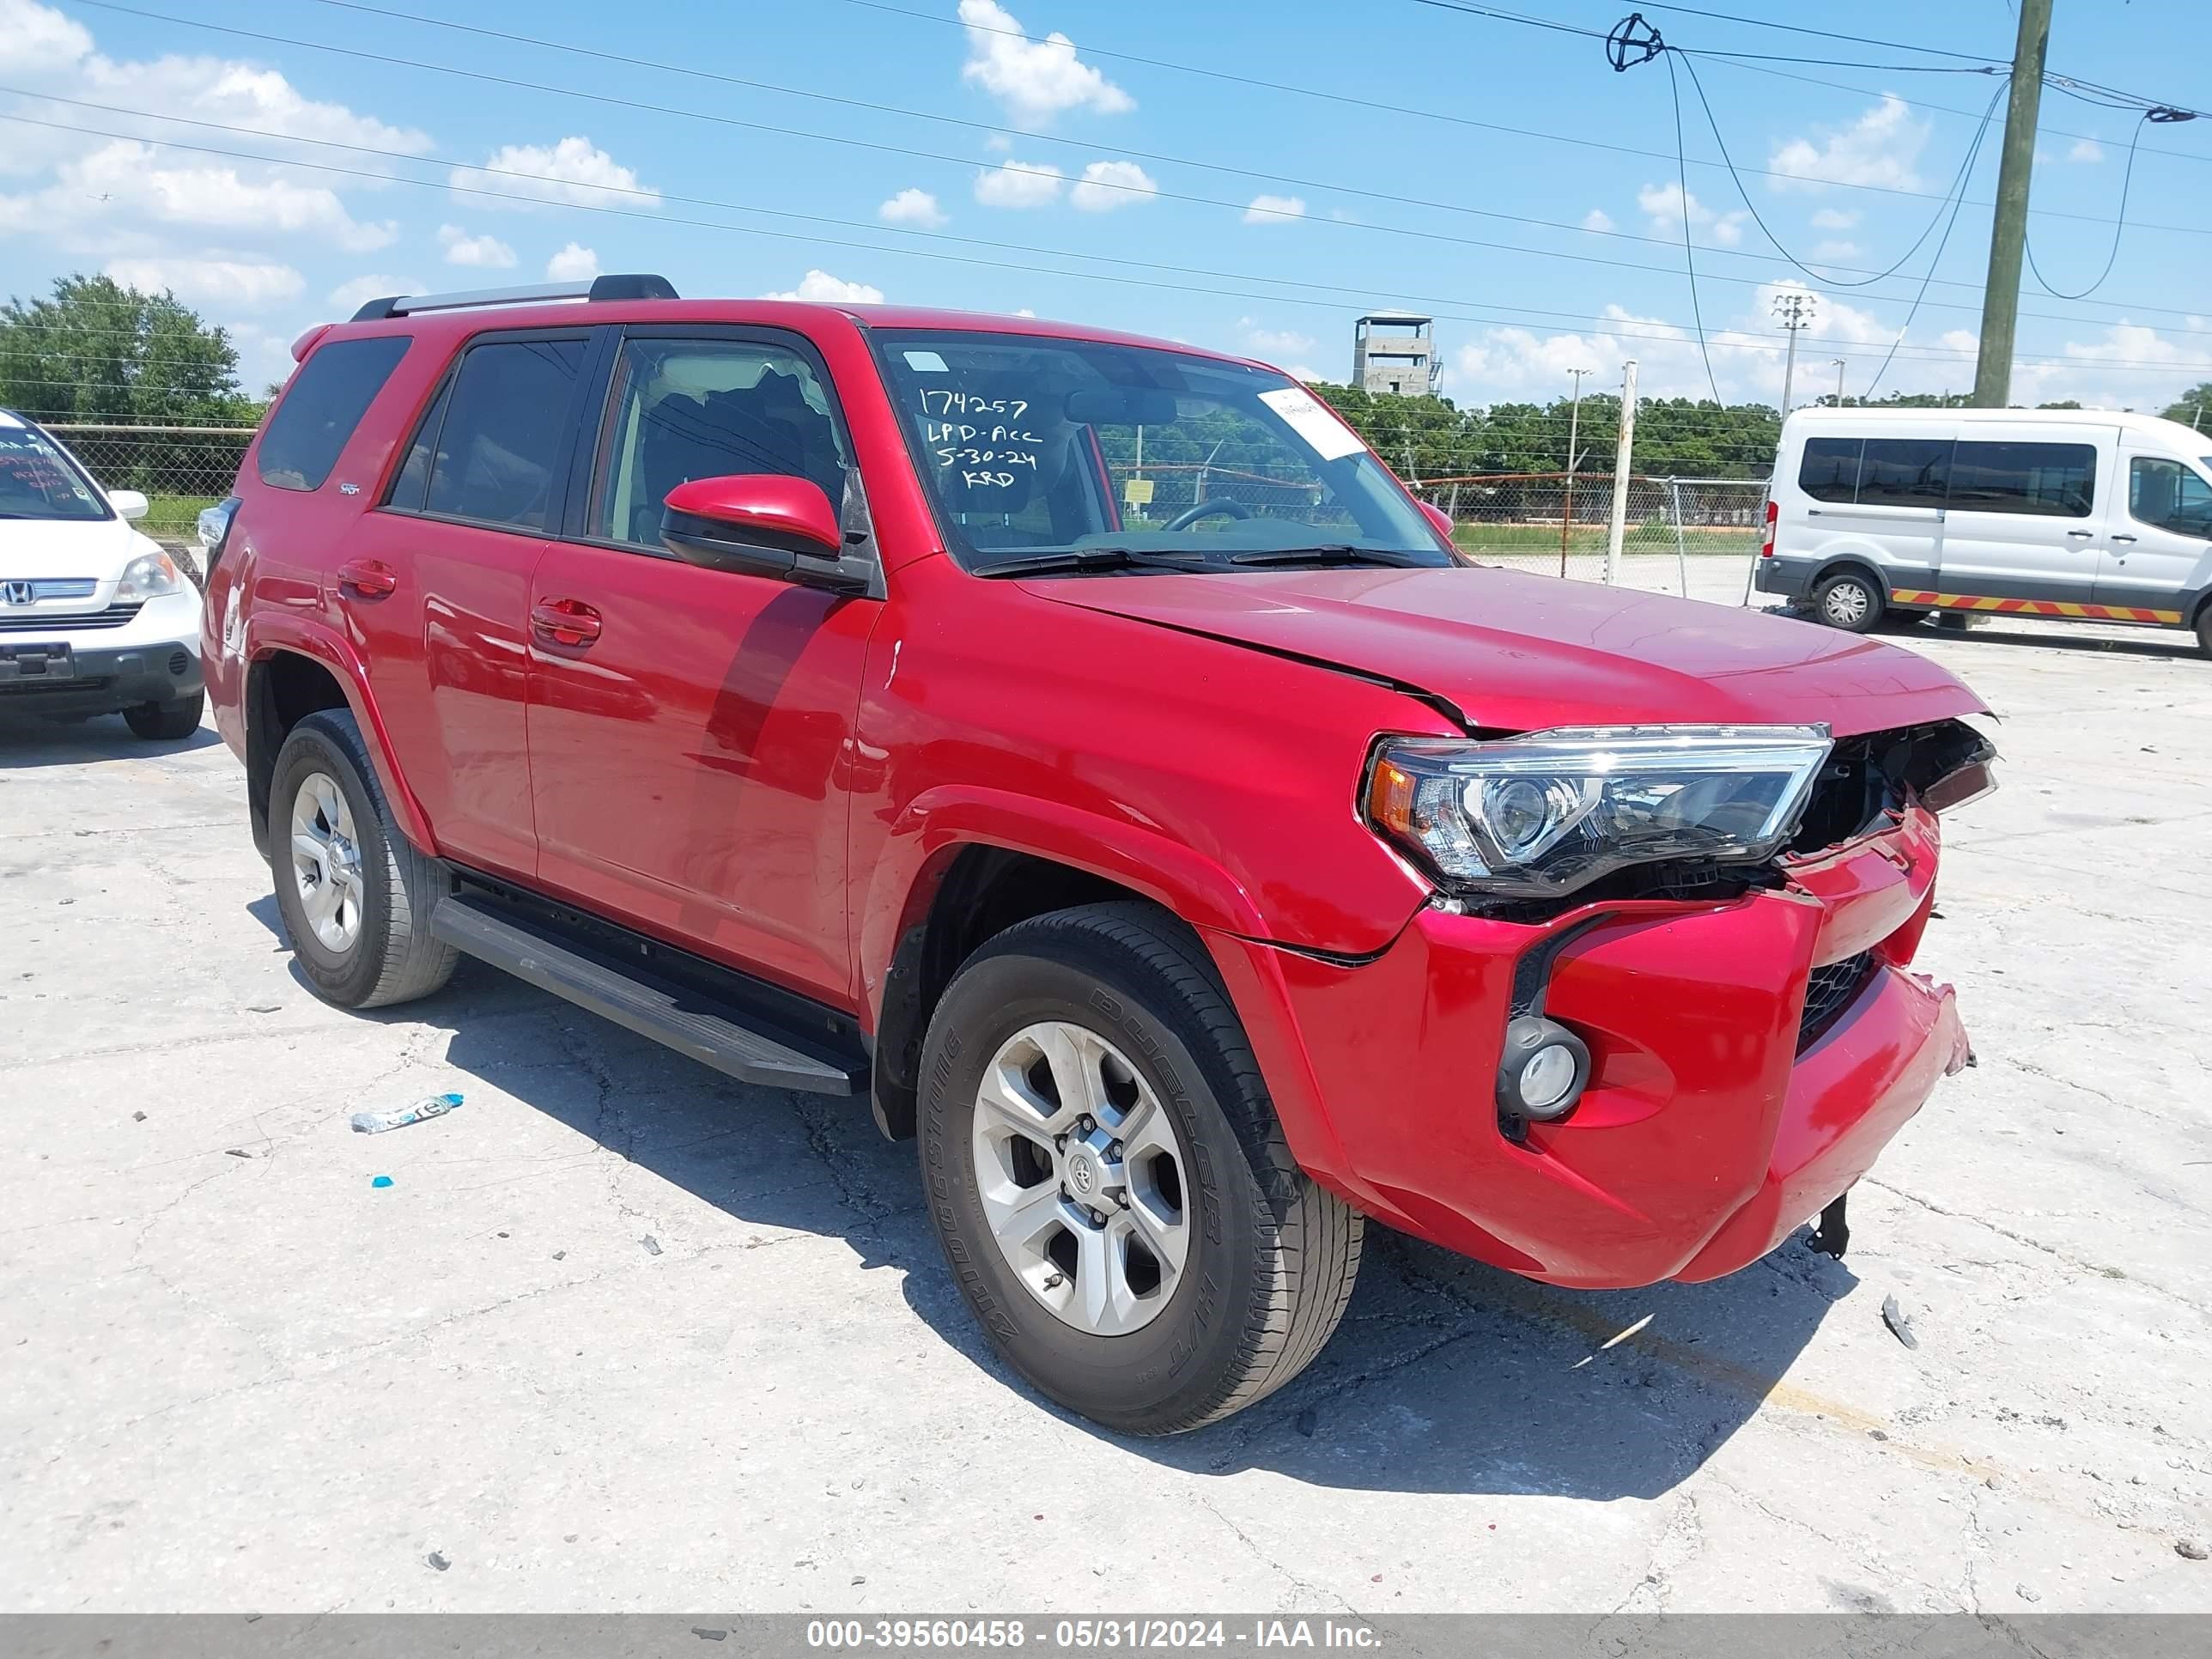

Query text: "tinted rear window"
[258, 336, 411, 491]
[417, 337, 589, 531]
[1799, 437, 1861, 503]
[1948, 441, 2096, 517]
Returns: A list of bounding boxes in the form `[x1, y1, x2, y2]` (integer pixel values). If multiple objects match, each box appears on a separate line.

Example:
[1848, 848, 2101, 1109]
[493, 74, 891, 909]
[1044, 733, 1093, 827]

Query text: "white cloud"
[1638, 180, 1747, 248]
[1769, 95, 1930, 191]
[1282, 365, 1323, 384]
[760, 269, 885, 305]
[878, 187, 948, 228]
[2069, 137, 2105, 163]
[957, 0, 1132, 121]
[1810, 207, 1861, 230]
[545, 242, 599, 281]
[1237, 318, 1316, 356]
[451, 137, 657, 210]
[1070, 159, 1157, 212]
[0, 138, 396, 252]
[437, 224, 516, 268]
[1243, 193, 1306, 225]
[974, 159, 1064, 208]
[1581, 208, 1615, 234]
[104, 256, 305, 307]
[1013, 307, 1036, 317]
[325, 273, 421, 313]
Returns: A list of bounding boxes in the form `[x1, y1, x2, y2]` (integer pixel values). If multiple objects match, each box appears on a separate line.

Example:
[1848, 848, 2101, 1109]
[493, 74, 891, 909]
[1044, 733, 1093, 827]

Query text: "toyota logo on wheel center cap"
[1066, 1150, 1097, 1195]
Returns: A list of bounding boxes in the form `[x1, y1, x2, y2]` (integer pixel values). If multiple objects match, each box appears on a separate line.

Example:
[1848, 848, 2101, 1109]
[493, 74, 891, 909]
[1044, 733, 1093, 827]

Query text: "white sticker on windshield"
[1258, 386, 1365, 461]
[903, 350, 949, 373]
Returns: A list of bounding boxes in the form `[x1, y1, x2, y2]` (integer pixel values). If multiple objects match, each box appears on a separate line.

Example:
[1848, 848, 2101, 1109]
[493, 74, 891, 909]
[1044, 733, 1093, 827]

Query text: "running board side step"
[428, 894, 866, 1095]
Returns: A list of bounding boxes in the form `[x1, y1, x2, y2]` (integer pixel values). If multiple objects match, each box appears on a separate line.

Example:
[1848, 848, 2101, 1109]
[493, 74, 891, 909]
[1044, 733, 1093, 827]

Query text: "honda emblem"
[1, 580, 33, 606]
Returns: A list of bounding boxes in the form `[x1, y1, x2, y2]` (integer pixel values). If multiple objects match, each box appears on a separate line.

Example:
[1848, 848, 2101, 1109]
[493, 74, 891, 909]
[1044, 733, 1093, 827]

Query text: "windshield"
[871, 330, 1452, 573]
[0, 414, 110, 521]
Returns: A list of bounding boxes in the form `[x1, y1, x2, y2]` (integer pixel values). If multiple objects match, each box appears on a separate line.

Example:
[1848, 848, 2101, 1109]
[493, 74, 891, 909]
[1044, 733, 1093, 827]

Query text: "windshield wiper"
[973, 547, 1212, 579]
[1225, 545, 1436, 568]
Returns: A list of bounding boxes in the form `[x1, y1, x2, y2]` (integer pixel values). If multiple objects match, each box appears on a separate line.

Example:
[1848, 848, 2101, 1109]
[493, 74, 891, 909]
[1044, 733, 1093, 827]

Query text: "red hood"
[1022, 565, 1984, 737]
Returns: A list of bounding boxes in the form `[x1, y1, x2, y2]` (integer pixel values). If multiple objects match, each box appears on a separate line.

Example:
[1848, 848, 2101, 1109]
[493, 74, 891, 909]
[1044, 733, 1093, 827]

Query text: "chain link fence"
[42, 423, 1775, 600]
[1407, 473, 1771, 595]
[44, 422, 254, 550]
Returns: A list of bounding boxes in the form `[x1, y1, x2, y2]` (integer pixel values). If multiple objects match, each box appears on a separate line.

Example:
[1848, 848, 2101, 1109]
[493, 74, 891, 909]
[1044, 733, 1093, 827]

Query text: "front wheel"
[1812, 569, 1884, 633]
[918, 902, 1363, 1435]
[2196, 606, 2212, 659]
[124, 689, 204, 740]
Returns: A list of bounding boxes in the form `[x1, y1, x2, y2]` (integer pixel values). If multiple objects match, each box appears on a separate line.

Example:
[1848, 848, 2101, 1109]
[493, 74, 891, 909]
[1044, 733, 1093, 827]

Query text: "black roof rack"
[349, 273, 677, 323]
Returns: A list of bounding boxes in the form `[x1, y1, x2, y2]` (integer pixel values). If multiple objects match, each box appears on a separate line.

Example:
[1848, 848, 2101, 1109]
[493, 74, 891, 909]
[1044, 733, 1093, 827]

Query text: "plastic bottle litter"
[351, 1092, 463, 1135]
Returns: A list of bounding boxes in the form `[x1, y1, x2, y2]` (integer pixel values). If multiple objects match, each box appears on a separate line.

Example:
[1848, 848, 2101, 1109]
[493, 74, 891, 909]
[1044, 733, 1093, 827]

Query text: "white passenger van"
[1756, 406, 2212, 655]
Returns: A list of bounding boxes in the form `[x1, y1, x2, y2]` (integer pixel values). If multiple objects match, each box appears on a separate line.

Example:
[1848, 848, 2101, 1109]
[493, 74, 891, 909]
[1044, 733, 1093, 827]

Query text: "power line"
[34, 11, 2212, 328]
[2025, 110, 2157, 301]
[1663, 52, 1724, 403]
[1583, 2, 2003, 64]
[15, 110, 2212, 381]
[19, 95, 2212, 379]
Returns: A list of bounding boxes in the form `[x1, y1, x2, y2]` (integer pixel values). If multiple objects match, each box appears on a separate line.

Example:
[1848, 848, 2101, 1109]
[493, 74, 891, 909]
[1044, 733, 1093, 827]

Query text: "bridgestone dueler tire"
[918, 902, 1364, 1435]
[268, 709, 459, 1011]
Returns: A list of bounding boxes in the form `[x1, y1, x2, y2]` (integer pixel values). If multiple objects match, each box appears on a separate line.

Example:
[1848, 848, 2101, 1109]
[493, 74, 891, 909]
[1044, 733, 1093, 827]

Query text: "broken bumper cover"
[1208, 806, 1970, 1289]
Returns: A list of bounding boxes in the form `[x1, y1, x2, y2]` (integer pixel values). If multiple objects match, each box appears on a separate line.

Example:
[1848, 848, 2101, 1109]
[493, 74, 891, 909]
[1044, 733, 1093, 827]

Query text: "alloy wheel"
[289, 770, 365, 953]
[968, 1020, 1191, 1337]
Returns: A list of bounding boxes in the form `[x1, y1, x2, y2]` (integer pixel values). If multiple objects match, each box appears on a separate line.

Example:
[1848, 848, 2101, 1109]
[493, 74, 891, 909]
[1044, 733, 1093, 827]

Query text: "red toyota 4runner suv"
[202, 276, 1996, 1434]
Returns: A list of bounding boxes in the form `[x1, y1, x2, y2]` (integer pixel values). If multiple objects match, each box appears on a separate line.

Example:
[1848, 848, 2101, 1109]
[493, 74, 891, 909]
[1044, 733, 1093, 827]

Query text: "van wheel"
[268, 709, 459, 1010]
[2196, 606, 2212, 659]
[918, 902, 1364, 1436]
[1813, 570, 1883, 633]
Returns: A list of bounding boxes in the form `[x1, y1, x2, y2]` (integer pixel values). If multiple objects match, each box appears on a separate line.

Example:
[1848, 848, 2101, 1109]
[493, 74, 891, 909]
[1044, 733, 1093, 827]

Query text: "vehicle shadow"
[382, 962, 1856, 1501]
[1909, 622, 2200, 660]
[0, 709, 222, 764]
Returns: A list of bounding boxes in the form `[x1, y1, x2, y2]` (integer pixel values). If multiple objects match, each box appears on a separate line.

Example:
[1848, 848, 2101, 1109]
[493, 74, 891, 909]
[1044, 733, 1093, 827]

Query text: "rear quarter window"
[1798, 437, 1861, 503]
[257, 336, 412, 492]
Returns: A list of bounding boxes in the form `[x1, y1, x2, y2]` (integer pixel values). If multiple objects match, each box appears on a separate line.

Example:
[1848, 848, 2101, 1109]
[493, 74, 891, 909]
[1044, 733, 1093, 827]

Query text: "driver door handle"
[337, 558, 398, 598]
[2111, 533, 2138, 544]
[531, 598, 602, 647]
[2064, 529, 2094, 538]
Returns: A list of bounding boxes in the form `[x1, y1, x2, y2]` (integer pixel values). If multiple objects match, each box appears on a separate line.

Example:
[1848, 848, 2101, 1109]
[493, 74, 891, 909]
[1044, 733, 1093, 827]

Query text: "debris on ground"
[691, 1629, 727, 1641]
[1295, 1408, 1318, 1437]
[642, 1236, 662, 1256]
[132, 1111, 146, 1122]
[224, 1148, 252, 1159]
[2016, 1585, 2040, 1602]
[351, 1092, 463, 1135]
[1881, 1294, 1920, 1350]
[425, 1552, 449, 1571]
[552, 1250, 566, 1261]
[371, 1176, 393, 1189]
[2179, 1540, 2209, 1561]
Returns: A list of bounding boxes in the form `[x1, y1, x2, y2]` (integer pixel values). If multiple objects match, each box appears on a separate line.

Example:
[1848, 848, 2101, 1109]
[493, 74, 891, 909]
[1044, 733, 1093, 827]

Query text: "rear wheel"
[269, 709, 458, 1010]
[123, 689, 204, 740]
[1812, 569, 1884, 633]
[2196, 605, 2212, 659]
[918, 902, 1363, 1435]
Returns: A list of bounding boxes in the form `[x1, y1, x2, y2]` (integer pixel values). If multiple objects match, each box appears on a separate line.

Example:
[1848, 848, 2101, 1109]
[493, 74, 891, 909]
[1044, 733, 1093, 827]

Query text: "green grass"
[1453, 521, 1756, 558]
[141, 493, 221, 543]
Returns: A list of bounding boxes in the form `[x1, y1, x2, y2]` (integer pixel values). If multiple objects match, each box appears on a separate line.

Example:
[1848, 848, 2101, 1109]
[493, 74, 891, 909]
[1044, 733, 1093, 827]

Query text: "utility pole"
[1559, 366, 1588, 577]
[1774, 292, 1816, 416]
[1973, 0, 2052, 407]
[1605, 358, 1638, 586]
[1832, 358, 1849, 410]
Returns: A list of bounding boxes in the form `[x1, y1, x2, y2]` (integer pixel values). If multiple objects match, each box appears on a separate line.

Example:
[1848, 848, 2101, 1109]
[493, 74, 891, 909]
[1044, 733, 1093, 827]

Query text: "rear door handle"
[531, 598, 602, 647]
[337, 558, 398, 598]
[2064, 529, 2094, 538]
[2111, 533, 2138, 544]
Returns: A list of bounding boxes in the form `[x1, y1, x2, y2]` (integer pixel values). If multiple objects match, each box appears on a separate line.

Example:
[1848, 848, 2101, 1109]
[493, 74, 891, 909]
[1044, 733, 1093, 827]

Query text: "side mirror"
[109, 489, 149, 522]
[1417, 500, 1455, 540]
[659, 474, 870, 596]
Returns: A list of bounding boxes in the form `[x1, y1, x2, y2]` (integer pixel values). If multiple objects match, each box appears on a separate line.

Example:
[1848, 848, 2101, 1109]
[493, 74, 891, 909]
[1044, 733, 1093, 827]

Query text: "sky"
[2, 0, 2209, 416]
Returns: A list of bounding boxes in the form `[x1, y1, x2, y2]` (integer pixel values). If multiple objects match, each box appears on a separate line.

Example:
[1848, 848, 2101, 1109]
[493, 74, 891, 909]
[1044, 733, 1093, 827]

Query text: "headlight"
[1365, 724, 1833, 898]
[114, 550, 184, 601]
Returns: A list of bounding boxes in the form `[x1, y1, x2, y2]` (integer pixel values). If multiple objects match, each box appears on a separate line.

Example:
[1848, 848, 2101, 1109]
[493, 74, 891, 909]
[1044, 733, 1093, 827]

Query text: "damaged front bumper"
[1206, 801, 1972, 1289]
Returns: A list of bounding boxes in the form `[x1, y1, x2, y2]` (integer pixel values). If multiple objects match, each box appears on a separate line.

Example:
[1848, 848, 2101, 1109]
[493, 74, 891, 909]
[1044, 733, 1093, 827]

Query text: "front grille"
[0, 602, 142, 633]
[1, 579, 99, 602]
[1799, 951, 1875, 1050]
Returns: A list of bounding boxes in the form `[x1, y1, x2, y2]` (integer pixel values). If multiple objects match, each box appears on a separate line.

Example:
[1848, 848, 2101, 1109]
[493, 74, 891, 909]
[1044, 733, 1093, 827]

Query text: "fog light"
[1497, 1014, 1591, 1125]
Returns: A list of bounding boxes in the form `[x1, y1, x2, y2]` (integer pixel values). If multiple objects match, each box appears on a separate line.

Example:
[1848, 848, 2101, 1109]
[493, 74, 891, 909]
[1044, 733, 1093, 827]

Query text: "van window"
[1948, 441, 2095, 518]
[2129, 457, 2212, 537]
[1799, 437, 1861, 503]
[257, 336, 410, 492]
[419, 337, 589, 531]
[1858, 438, 1951, 507]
